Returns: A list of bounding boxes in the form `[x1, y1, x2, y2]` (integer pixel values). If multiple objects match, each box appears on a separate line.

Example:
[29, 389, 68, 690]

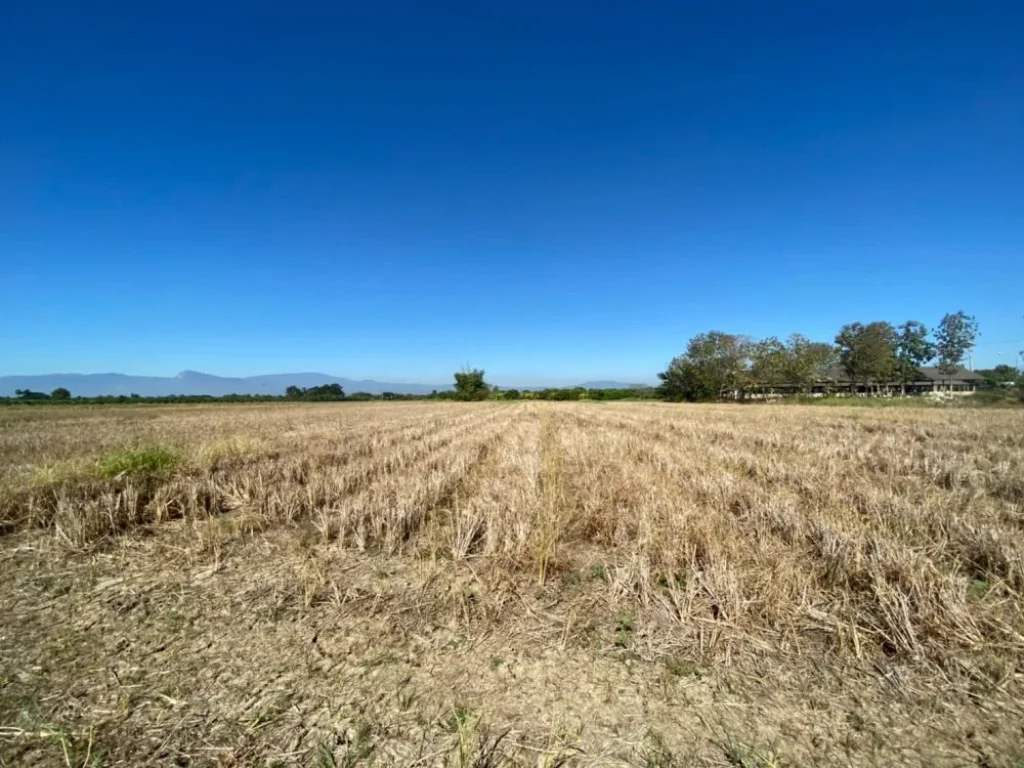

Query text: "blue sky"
[2, 2, 1022, 385]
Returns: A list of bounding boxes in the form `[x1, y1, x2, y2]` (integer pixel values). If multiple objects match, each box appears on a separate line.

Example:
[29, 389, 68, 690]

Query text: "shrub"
[98, 446, 180, 479]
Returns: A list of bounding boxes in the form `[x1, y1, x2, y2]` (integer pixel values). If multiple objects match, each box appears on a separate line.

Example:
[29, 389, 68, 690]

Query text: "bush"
[98, 446, 180, 479]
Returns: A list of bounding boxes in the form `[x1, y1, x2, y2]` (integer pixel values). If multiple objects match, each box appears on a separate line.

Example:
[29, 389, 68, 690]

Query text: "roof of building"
[915, 366, 984, 382]
[819, 365, 982, 384]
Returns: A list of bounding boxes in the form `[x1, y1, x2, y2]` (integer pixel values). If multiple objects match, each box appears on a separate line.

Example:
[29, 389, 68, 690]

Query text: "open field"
[2, 402, 1023, 766]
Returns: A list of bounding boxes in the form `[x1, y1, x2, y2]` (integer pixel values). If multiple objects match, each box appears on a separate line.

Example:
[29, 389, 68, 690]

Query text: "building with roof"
[804, 365, 983, 396]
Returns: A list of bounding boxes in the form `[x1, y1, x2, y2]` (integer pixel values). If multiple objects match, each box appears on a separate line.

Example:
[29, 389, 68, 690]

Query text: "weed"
[445, 706, 473, 734]
[615, 612, 636, 648]
[721, 735, 784, 768]
[97, 446, 179, 479]
[248, 692, 293, 731]
[655, 571, 688, 590]
[664, 658, 702, 678]
[969, 577, 990, 600]
[315, 741, 338, 768]
[635, 730, 680, 767]
[339, 721, 375, 767]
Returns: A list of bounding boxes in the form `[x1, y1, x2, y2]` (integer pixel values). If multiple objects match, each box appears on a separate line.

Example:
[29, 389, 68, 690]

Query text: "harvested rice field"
[1, 401, 1023, 766]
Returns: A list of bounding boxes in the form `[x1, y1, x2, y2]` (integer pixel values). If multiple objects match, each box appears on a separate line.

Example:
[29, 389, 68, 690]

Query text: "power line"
[973, 339, 1024, 347]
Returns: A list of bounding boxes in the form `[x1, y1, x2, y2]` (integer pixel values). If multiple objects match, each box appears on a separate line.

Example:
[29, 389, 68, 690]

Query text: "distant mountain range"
[0, 371, 645, 397]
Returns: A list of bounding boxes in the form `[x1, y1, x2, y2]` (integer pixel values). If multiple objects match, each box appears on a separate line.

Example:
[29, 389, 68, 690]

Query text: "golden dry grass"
[1, 401, 1023, 766]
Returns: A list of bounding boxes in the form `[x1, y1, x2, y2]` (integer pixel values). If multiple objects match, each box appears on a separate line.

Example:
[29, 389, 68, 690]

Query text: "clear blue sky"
[2, 2, 1022, 384]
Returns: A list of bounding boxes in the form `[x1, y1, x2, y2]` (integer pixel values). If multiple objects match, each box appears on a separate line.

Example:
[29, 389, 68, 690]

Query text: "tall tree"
[14, 389, 49, 400]
[659, 332, 751, 401]
[895, 321, 936, 394]
[750, 337, 787, 396]
[935, 311, 979, 388]
[453, 369, 491, 401]
[834, 322, 897, 393]
[783, 334, 838, 394]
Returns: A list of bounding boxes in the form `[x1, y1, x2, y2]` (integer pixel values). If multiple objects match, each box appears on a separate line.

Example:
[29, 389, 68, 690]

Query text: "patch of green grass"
[664, 657, 702, 678]
[445, 705, 473, 733]
[614, 612, 636, 648]
[655, 570, 688, 590]
[785, 396, 936, 408]
[969, 578, 990, 600]
[97, 446, 179, 479]
[315, 741, 338, 768]
[587, 563, 607, 582]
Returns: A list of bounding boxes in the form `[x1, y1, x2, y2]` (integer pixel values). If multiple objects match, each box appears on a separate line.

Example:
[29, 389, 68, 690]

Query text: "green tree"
[977, 365, 1018, 389]
[935, 311, 979, 389]
[750, 337, 787, 396]
[835, 322, 897, 393]
[14, 389, 49, 400]
[503, 388, 521, 400]
[50, 387, 71, 400]
[659, 332, 751, 402]
[453, 369, 490, 401]
[783, 334, 838, 394]
[894, 321, 936, 394]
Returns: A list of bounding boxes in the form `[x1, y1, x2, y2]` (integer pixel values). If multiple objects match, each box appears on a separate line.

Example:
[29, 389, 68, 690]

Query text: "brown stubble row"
[556, 404, 1024, 665]
[0, 403, 514, 548]
[2, 400, 1023, 670]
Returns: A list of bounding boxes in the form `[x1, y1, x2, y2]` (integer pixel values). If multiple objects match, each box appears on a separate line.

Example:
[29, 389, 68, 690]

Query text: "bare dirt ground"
[2, 402, 1023, 766]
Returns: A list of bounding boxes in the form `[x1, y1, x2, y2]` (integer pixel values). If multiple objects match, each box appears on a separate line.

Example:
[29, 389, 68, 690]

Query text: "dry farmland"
[2, 401, 1023, 766]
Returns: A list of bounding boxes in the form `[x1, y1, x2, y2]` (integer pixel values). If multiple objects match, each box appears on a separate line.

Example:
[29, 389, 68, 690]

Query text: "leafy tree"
[935, 311, 979, 388]
[503, 389, 521, 400]
[14, 389, 49, 400]
[50, 387, 71, 400]
[283, 383, 344, 401]
[750, 337, 787, 395]
[306, 383, 344, 400]
[834, 322, 897, 393]
[659, 332, 751, 401]
[453, 369, 490, 401]
[977, 365, 1018, 389]
[783, 334, 838, 394]
[894, 321, 936, 394]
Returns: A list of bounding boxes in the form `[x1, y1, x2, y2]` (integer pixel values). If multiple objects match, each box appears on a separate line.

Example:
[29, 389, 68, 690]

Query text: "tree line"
[4, 380, 658, 406]
[440, 369, 656, 401]
[658, 311, 982, 401]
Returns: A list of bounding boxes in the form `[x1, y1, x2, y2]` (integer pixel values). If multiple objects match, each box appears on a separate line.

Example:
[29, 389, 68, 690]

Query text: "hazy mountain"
[0, 371, 446, 397]
[0, 372, 651, 397]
